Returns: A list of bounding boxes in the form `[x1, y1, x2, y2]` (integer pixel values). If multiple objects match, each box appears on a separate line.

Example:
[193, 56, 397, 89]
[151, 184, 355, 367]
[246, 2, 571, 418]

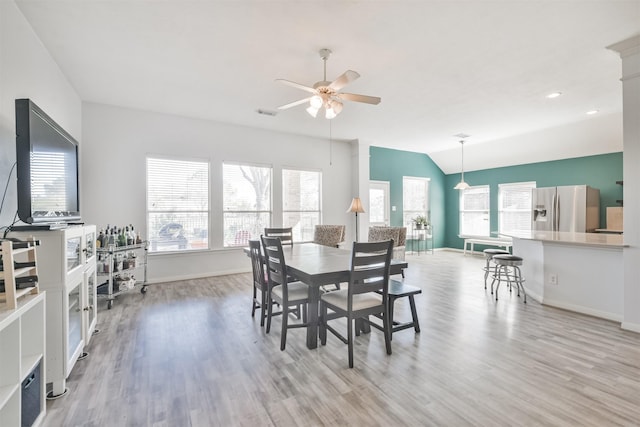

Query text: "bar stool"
[491, 254, 527, 303]
[483, 248, 511, 289]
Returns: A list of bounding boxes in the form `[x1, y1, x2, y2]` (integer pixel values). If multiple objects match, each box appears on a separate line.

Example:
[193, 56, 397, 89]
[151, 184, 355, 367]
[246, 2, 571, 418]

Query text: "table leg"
[306, 285, 320, 349]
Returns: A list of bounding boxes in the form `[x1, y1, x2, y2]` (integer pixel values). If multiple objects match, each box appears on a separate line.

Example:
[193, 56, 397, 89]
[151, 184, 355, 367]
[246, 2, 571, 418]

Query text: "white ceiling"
[15, 0, 640, 174]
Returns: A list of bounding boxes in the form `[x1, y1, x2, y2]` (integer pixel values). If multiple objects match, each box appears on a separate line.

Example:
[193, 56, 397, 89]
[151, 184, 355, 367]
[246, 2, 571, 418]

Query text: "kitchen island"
[504, 231, 627, 322]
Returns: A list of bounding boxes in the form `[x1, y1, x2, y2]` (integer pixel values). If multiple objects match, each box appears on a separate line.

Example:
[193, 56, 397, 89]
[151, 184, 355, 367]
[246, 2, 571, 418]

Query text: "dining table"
[245, 242, 408, 349]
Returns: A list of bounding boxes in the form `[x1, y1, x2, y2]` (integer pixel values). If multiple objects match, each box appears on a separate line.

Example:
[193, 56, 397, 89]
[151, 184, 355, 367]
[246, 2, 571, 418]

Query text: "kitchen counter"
[505, 232, 625, 323]
[502, 231, 626, 248]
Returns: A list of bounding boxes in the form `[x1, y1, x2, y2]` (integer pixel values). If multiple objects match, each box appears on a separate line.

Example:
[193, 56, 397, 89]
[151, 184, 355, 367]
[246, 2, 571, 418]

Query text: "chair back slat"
[264, 227, 294, 247]
[261, 235, 290, 301]
[249, 240, 266, 290]
[348, 240, 393, 300]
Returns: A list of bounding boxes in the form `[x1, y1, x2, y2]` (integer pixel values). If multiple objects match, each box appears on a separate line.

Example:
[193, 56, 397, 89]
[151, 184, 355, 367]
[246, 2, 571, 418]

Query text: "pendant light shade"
[454, 136, 470, 190]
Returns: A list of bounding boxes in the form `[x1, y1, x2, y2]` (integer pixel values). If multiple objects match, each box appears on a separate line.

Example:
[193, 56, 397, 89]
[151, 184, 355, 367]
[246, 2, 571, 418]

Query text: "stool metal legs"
[483, 258, 500, 289]
[491, 265, 527, 303]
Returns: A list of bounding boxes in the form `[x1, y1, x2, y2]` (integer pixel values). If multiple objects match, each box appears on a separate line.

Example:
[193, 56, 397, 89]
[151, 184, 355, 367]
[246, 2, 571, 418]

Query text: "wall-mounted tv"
[15, 99, 81, 225]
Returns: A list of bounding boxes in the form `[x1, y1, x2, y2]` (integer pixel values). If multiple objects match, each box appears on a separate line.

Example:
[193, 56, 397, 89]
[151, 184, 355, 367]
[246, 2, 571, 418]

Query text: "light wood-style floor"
[43, 250, 640, 426]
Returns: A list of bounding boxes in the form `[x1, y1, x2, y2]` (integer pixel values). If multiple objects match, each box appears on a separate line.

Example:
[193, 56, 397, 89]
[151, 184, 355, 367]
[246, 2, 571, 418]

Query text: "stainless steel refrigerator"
[532, 185, 600, 232]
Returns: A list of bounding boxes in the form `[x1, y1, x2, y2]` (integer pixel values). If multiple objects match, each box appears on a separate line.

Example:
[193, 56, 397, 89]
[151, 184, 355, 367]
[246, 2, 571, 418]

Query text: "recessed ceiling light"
[546, 92, 562, 99]
[586, 110, 599, 115]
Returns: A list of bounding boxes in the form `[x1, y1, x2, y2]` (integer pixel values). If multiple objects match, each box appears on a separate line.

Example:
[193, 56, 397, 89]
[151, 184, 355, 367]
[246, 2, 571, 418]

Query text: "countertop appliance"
[532, 185, 600, 232]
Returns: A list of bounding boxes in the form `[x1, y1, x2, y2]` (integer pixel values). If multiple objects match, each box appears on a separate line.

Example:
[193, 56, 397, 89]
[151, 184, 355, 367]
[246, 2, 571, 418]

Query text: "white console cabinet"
[0, 292, 46, 426]
[10, 225, 97, 398]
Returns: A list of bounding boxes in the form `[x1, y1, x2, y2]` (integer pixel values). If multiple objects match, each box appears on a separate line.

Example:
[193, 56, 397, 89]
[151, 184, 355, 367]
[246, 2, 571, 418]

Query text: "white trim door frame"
[369, 180, 390, 226]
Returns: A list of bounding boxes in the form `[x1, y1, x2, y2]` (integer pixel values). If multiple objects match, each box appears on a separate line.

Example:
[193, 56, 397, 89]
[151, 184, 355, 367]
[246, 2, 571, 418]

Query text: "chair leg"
[251, 285, 258, 317]
[383, 305, 392, 356]
[259, 288, 267, 327]
[319, 303, 327, 345]
[266, 291, 273, 333]
[408, 295, 420, 333]
[280, 303, 288, 351]
[388, 296, 396, 341]
[348, 316, 354, 368]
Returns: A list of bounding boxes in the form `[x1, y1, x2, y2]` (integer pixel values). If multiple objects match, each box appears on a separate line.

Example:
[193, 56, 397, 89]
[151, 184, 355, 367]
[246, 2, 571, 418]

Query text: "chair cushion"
[272, 282, 309, 302]
[492, 254, 523, 266]
[321, 289, 383, 312]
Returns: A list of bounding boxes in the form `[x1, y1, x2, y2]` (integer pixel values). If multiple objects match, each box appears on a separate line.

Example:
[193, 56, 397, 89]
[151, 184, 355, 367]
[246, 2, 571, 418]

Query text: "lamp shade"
[346, 197, 365, 213]
[454, 180, 470, 190]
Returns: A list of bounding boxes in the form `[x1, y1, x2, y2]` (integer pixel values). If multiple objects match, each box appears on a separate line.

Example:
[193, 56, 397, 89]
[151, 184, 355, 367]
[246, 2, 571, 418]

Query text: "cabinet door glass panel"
[67, 282, 82, 362]
[85, 231, 95, 262]
[87, 270, 96, 329]
[66, 236, 82, 272]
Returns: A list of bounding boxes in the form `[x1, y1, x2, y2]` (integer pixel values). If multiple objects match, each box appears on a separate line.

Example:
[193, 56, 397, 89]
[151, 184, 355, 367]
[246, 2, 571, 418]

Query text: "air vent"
[256, 109, 278, 117]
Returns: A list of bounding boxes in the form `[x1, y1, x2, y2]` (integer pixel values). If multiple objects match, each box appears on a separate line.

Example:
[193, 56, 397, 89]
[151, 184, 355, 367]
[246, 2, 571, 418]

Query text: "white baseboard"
[542, 298, 622, 323]
[621, 321, 640, 333]
[146, 268, 249, 284]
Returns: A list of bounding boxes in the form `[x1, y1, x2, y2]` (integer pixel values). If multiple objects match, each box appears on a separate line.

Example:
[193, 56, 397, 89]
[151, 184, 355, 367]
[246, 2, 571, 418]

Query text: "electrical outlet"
[549, 273, 558, 285]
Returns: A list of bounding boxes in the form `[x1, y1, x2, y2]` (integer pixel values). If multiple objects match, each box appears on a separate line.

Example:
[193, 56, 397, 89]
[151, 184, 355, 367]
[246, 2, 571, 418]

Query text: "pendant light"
[454, 134, 470, 190]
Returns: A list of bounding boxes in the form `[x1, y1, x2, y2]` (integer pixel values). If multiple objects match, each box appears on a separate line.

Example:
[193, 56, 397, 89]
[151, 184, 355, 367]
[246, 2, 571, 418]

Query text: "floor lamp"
[347, 197, 365, 242]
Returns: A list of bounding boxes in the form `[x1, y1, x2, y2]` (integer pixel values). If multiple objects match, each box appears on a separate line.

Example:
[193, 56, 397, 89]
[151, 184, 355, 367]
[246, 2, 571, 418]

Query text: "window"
[283, 168, 321, 242]
[223, 162, 272, 247]
[403, 177, 430, 229]
[147, 157, 209, 253]
[459, 185, 490, 236]
[499, 182, 535, 234]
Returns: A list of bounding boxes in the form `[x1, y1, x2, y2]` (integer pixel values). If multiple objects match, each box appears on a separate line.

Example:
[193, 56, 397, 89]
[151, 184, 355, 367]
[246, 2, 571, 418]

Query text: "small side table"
[409, 225, 433, 255]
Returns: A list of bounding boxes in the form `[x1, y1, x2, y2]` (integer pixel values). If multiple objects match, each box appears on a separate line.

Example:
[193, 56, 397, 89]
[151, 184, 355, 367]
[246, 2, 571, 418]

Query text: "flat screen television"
[15, 99, 81, 225]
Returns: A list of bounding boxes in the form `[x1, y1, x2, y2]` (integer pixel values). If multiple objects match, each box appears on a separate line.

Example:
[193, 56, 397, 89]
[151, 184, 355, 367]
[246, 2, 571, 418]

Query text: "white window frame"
[402, 176, 430, 229]
[146, 155, 210, 253]
[459, 185, 490, 237]
[498, 181, 536, 234]
[222, 161, 272, 247]
[282, 167, 322, 242]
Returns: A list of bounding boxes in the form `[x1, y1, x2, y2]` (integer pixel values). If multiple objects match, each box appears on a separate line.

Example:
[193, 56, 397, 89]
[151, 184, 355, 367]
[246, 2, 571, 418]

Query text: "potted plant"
[413, 215, 429, 230]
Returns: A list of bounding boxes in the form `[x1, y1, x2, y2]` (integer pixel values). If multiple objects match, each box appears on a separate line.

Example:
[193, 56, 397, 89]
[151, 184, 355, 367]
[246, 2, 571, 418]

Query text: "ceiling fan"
[276, 48, 381, 119]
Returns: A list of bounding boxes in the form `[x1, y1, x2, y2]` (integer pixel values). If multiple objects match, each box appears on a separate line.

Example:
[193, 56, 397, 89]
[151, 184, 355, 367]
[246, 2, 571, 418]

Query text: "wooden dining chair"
[319, 239, 394, 368]
[261, 235, 310, 351]
[264, 227, 293, 247]
[248, 239, 269, 326]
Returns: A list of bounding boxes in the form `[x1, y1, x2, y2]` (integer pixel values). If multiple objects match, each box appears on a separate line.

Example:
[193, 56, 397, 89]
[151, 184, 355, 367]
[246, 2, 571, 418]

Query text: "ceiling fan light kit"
[276, 48, 381, 119]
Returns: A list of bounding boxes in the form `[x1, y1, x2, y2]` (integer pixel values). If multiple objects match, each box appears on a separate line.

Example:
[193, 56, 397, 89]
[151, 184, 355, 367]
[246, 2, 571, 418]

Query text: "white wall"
[0, 1, 82, 228]
[81, 102, 354, 282]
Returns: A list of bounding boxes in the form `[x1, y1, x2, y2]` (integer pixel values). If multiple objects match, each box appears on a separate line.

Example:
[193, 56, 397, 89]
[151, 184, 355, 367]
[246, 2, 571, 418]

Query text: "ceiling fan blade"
[275, 79, 317, 94]
[277, 97, 312, 110]
[328, 70, 360, 91]
[338, 92, 381, 105]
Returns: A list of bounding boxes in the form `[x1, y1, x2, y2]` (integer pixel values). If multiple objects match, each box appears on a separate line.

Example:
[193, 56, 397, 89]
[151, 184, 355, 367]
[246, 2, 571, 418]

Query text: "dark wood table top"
[245, 242, 407, 286]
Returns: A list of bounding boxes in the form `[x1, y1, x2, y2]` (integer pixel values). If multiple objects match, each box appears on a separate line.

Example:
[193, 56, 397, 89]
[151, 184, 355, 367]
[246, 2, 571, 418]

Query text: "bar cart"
[97, 241, 148, 309]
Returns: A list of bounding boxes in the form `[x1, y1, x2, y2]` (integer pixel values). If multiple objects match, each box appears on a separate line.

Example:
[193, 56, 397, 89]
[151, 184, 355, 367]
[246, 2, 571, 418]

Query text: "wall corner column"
[608, 35, 640, 332]
[348, 139, 371, 243]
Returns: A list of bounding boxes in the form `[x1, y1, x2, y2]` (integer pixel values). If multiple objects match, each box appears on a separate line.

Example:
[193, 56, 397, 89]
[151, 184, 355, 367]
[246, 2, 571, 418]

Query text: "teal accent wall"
[370, 147, 622, 252]
[444, 152, 624, 249]
[369, 146, 446, 248]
